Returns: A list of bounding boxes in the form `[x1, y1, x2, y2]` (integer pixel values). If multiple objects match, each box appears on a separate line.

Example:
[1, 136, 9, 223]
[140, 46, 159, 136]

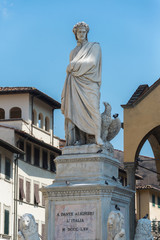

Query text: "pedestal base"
[42, 145, 133, 240]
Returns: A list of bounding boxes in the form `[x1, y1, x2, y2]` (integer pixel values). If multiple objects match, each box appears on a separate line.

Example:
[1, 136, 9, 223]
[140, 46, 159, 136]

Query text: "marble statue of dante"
[61, 22, 103, 146]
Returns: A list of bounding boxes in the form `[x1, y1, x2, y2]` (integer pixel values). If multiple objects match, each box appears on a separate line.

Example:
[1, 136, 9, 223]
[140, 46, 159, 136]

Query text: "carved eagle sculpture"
[101, 102, 121, 142]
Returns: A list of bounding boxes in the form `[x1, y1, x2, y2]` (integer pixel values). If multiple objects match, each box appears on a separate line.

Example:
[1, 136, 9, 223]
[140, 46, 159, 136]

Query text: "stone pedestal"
[42, 144, 133, 240]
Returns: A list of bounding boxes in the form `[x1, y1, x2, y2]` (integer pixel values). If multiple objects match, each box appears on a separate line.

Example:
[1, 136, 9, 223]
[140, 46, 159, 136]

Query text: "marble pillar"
[124, 162, 136, 240]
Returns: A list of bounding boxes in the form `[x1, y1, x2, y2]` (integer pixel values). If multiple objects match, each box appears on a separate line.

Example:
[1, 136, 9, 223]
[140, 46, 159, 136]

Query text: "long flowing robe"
[61, 42, 102, 136]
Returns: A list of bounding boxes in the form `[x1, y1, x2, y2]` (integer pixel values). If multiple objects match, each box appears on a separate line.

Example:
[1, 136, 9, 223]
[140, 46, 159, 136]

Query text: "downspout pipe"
[13, 154, 19, 240]
[52, 109, 54, 146]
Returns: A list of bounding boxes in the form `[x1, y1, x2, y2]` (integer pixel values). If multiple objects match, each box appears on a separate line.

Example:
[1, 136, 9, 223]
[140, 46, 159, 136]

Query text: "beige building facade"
[0, 87, 61, 240]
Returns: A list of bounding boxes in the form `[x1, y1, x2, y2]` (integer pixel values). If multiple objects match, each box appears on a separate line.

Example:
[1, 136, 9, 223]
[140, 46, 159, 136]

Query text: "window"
[26, 143, 31, 163]
[38, 113, 43, 128]
[42, 151, 48, 169]
[4, 209, 9, 235]
[10, 107, 21, 119]
[0, 154, 1, 174]
[42, 186, 46, 207]
[26, 181, 31, 203]
[34, 147, 40, 167]
[152, 194, 155, 207]
[158, 196, 160, 208]
[32, 109, 37, 125]
[45, 117, 49, 131]
[18, 218, 21, 231]
[34, 184, 40, 205]
[5, 158, 11, 180]
[0, 108, 5, 119]
[17, 139, 24, 160]
[19, 178, 25, 201]
[50, 154, 56, 172]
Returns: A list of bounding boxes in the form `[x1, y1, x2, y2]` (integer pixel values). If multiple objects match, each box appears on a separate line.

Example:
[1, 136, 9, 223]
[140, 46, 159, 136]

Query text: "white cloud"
[0, 0, 13, 19]
[2, 7, 8, 18]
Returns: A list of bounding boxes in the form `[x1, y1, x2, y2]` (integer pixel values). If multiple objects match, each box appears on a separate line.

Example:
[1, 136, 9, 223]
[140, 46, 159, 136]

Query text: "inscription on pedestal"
[55, 203, 97, 240]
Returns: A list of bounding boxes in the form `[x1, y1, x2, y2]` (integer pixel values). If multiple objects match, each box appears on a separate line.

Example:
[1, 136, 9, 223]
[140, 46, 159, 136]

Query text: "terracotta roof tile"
[122, 78, 160, 108]
[0, 87, 61, 109]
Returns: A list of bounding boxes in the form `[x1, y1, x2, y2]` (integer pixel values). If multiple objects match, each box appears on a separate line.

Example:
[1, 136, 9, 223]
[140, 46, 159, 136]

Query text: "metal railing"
[151, 221, 160, 239]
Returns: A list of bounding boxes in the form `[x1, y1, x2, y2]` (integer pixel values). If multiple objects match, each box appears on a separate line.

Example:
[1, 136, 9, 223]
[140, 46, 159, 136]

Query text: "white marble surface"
[134, 218, 153, 240]
[107, 211, 126, 240]
[42, 151, 133, 240]
[18, 214, 40, 240]
[61, 22, 103, 146]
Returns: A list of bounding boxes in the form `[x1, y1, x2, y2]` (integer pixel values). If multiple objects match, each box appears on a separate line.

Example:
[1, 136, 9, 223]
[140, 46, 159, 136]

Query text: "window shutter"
[34, 184, 40, 204]
[19, 178, 25, 200]
[42, 224, 45, 239]
[42, 191, 45, 206]
[18, 218, 21, 231]
[26, 181, 30, 203]
[4, 210, 9, 235]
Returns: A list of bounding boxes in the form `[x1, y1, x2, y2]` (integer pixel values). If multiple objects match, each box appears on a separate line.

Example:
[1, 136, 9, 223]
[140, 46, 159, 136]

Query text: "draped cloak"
[61, 42, 102, 136]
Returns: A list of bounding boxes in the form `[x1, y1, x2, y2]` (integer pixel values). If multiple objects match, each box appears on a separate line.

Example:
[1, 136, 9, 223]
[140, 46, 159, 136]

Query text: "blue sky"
[0, 0, 160, 156]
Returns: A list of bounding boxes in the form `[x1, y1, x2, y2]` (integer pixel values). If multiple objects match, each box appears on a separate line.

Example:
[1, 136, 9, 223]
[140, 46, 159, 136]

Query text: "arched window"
[45, 117, 50, 132]
[0, 108, 5, 119]
[38, 113, 43, 128]
[32, 110, 37, 125]
[10, 107, 22, 119]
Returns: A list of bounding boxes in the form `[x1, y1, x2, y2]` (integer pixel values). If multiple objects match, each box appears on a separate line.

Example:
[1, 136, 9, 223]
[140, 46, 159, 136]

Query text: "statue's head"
[107, 211, 125, 239]
[73, 21, 89, 41]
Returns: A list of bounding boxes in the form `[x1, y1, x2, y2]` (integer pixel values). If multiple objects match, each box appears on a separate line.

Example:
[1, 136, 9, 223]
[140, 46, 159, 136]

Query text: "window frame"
[5, 157, 11, 181]
[0, 108, 5, 120]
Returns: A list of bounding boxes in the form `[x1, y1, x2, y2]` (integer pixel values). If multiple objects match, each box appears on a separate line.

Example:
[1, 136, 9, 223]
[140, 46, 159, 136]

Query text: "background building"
[0, 87, 61, 240]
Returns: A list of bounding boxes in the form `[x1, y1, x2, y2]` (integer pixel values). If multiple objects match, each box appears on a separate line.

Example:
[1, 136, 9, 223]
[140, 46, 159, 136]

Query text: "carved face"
[107, 213, 116, 238]
[21, 216, 30, 230]
[76, 27, 87, 42]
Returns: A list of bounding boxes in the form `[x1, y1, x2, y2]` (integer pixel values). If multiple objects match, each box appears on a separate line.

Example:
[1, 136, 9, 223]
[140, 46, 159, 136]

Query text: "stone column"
[124, 162, 136, 240]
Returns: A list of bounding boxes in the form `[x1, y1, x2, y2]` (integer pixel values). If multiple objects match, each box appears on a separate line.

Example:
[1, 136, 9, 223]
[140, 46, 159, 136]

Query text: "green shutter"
[152, 194, 155, 207]
[4, 210, 9, 235]
[158, 196, 160, 208]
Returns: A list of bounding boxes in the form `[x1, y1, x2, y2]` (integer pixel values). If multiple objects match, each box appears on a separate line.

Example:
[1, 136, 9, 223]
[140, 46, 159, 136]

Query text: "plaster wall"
[123, 84, 160, 163]
[0, 94, 30, 120]
[32, 97, 52, 131]
[136, 190, 149, 220]
[149, 190, 160, 221]
[0, 128, 15, 146]
[17, 159, 55, 236]
[0, 147, 14, 236]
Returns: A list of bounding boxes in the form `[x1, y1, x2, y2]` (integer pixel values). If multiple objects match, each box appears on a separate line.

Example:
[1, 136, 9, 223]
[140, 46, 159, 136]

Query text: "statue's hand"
[66, 63, 73, 73]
